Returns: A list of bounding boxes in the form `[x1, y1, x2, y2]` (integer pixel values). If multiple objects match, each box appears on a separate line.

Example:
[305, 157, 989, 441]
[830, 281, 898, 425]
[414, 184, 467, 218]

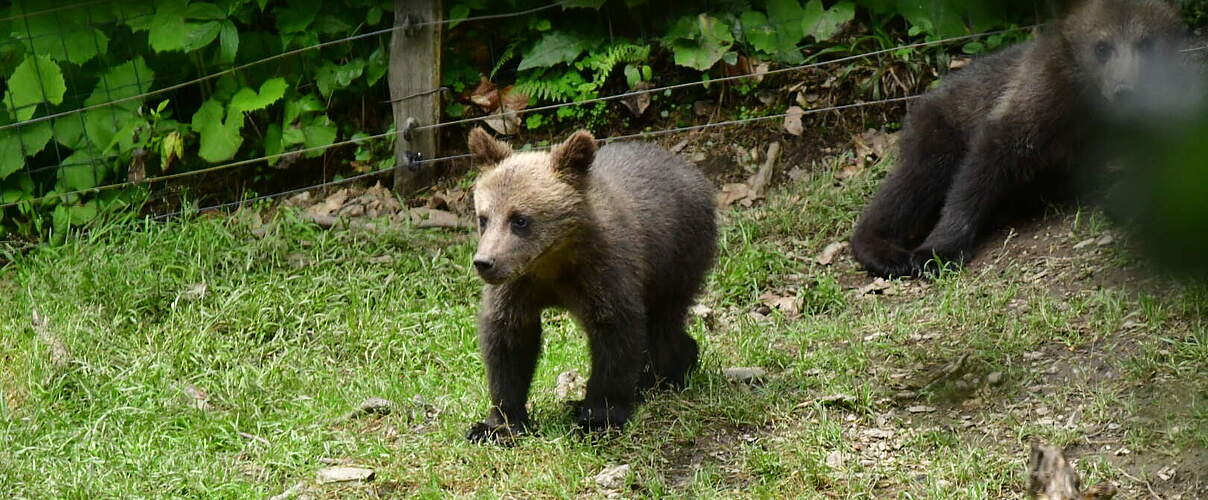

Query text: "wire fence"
[0, 0, 1031, 225]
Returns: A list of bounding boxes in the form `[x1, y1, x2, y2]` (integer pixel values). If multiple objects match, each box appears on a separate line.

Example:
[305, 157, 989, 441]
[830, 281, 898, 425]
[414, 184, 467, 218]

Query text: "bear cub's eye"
[478, 216, 488, 232]
[510, 214, 530, 233]
[1095, 41, 1113, 61]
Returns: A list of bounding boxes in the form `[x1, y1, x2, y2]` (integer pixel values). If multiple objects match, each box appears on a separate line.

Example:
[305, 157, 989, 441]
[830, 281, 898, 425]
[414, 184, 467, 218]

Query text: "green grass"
[1, 157, 1205, 498]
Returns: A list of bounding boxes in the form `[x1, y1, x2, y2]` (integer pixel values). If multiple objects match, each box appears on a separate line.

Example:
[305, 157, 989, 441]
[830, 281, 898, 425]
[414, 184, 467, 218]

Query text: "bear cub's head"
[1061, 0, 1187, 107]
[467, 127, 597, 285]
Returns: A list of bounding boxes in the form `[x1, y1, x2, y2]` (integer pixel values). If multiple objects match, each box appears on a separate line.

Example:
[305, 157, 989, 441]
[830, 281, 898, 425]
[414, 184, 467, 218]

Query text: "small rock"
[316, 466, 374, 484]
[825, 450, 844, 468]
[986, 371, 1004, 386]
[722, 367, 767, 384]
[907, 405, 936, 413]
[861, 428, 895, 440]
[353, 397, 393, 417]
[555, 371, 585, 401]
[181, 283, 208, 302]
[689, 304, 714, 318]
[593, 464, 631, 490]
[893, 390, 917, 400]
[1073, 237, 1096, 250]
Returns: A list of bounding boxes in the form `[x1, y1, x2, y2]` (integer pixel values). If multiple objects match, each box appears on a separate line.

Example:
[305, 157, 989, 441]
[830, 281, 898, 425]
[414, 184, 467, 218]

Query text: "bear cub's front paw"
[573, 401, 633, 432]
[465, 421, 524, 445]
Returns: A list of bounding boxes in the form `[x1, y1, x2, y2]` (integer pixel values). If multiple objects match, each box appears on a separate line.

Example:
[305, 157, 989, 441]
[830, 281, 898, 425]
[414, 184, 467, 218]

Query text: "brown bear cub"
[850, 0, 1190, 278]
[464, 127, 717, 442]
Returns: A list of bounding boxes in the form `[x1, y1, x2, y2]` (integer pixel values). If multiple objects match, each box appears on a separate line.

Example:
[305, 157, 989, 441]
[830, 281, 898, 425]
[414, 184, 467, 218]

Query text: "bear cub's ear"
[468, 127, 513, 166]
[550, 130, 597, 182]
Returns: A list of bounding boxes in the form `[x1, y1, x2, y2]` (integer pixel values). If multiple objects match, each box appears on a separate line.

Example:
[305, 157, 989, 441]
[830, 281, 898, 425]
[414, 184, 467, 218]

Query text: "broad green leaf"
[10, 6, 109, 65]
[54, 118, 87, 150]
[182, 21, 223, 52]
[802, 0, 854, 41]
[663, 16, 699, 42]
[0, 122, 53, 178]
[52, 205, 69, 242]
[275, 0, 321, 33]
[3, 55, 66, 121]
[84, 58, 156, 111]
[219, 21, 240, 64]
[365, 47, 388, 86]
[147, 0, 190, 52]
[265, 123, 283, 165]
[191, 99, 244, 162]
[668, 14, 733, 71]
[315, 59, 366, 96]
[69, 201, 99, 225]
[518, 31, 590, 71]
[229, 78, 288, 113]
[745, 0, 806, 64]
[300, 115, 337, 158]
[448, 4, 470, 29]
[367, 7, 383, 25]
[57, 150, 106, 191]
[285, 94, 324, 124]
[1, 174, 35, 203]
[83, 107, 133, 151]
[185, 2, 227, 19]
[624, 64, 641, 88]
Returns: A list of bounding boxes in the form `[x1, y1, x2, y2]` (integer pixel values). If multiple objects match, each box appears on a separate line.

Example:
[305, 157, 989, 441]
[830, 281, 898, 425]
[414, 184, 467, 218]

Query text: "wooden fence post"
[389, 0, 441, 194]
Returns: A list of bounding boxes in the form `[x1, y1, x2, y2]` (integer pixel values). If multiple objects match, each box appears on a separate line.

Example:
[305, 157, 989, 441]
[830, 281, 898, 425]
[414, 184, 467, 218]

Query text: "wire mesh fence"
[0, 0, 1031, 234]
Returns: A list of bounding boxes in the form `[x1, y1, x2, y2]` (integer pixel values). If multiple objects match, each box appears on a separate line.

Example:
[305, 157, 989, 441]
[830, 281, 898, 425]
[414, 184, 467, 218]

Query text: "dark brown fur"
[850, 0, 1189, 277]
[465, 127, 717, 442]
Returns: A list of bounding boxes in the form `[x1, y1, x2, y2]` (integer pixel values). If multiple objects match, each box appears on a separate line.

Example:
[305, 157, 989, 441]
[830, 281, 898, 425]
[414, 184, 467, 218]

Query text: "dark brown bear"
[850, 0, 1190, 277]
[464, 127, 717, 442]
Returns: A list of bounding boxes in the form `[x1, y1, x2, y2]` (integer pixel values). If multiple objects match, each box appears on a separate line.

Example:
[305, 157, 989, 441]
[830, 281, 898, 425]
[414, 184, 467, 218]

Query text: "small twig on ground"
[1117, 469, 1162, 500]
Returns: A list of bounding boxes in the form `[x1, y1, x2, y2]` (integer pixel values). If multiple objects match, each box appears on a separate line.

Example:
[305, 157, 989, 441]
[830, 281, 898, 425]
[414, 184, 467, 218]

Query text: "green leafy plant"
[0, 0, 394, 238]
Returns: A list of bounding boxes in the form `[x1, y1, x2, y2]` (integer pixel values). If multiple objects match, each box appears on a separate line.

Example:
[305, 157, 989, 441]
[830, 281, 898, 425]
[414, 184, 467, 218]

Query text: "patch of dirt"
[660, 426, 758, 490]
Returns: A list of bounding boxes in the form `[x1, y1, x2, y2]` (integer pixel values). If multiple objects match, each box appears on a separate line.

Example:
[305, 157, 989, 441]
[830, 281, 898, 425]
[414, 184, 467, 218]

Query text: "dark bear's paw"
[908, 249, 965, 278]
[465, 421, 525, 445]
[574, 401, 633, 432]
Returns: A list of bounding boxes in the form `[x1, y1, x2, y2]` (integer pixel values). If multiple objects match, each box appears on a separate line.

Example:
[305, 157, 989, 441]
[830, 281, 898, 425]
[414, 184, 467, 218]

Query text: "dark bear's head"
[467, 127, 597, 285]
[1061, 0, 1188, 106]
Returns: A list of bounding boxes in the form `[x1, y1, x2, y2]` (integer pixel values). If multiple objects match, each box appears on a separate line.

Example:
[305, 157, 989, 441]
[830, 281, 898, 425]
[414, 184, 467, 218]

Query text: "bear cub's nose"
[473, 257, 495, 274]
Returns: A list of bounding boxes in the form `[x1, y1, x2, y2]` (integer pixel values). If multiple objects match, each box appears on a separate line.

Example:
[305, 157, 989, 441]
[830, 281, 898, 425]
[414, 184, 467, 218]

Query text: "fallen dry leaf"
[718, 183, 754, 208]
[784, 106, 805, 136]
[621, 82, 653, 117]
[759, 291, 800, 318]
[816, 241, 849, 265]
[184, 385, 214, 411]
[469, 76, 499, 112]
[483, 109, 521, 135]
[852, 128, 897, 169]
[857, 278, 895, 295]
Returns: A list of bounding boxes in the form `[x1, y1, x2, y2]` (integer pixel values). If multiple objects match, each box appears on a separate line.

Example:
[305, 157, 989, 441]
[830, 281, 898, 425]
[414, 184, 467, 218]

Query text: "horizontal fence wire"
[0, 23, 1023, 212]
[0, 1, 572, 133]
[414, 25, 1033, 134]
[152, 95, 920, 220]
